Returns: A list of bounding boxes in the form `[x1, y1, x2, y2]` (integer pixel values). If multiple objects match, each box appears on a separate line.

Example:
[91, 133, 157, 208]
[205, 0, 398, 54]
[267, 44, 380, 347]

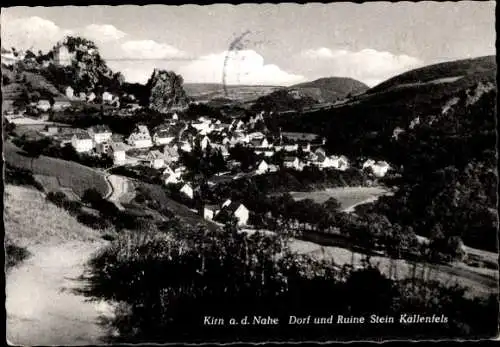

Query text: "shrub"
[5, 242, 31, 270]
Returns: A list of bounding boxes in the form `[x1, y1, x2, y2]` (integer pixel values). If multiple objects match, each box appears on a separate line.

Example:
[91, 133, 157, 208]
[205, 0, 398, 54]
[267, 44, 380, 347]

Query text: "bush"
[81, 220, 498, 342]
[5, 242, 31, 270]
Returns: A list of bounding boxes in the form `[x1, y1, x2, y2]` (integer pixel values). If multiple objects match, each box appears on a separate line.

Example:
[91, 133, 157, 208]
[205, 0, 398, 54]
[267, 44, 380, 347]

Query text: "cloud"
[80, 24, 127, 43]
[300, 47, 423, 86]
[1, 16, 71, 51]
[178, 50, 305, 86]
[120, 40, 186, 60]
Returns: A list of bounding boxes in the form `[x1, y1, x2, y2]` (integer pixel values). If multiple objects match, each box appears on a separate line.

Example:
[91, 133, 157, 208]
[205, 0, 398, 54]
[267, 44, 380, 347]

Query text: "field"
[4, 141, 110, 198]
[4, 185, 101, 248]
[289, 186, 391, 211]
[288, 237, 498, 299]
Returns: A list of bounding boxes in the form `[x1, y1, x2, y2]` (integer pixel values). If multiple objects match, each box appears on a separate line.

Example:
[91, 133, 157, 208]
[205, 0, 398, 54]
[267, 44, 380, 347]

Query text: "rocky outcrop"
[146, 69, 190, 114]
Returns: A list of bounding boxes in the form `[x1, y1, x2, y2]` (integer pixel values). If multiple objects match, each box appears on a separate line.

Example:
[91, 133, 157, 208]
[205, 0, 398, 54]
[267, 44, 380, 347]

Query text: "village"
[5, 89, 393, 228]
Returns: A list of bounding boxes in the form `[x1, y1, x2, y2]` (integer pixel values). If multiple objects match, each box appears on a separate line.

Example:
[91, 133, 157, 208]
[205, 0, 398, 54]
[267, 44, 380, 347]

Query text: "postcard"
[3, 2, 498, 344]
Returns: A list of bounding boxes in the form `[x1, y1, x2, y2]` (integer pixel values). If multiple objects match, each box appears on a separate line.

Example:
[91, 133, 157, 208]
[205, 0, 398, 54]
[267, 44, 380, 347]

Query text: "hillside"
[2, 67, 65, 100]
[250, 88, 319, 113]
[272, 55, 497, 253]
[276, 55, 496, 154]
[369, 55, 496, 94]
[290, 77, 368, 103]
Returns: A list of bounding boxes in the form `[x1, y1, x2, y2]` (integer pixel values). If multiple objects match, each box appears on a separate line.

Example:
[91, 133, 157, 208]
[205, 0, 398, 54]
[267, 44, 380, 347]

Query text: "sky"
[1, 2, 496, 87]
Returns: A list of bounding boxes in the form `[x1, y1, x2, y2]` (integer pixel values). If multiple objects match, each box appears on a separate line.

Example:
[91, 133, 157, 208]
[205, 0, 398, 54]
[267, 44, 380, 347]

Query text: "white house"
[230, 119, 245, 132]
[65, 86, 74, 99]
[110, 142, 127, 165]
[180, 183, 194, 199]
[102, 91, 114, 103]
[200, 136, 211, 150]
[179, 141, 192, 152]
[255, 160, 270, 175]
[153, 130, 175, 146]
[71, 132, 94, 153]
[330, 155, 350, 171]
[283, 144, 299, 152]
[200, 205, 220, 221]
[164, 144, 180, 163]
[363, 159, 391, 177]
[87, 92, 96, 103]
[37, 100, 51, 112]
[52, 100, 72, 111]
[221, 198, 232, 209]
[283, 157, 303, 171]
[127, 125, 153, 148]
[163, 168, 182, 185]
[392, 127, 405, 140]
[147, 150, 165, 169]
[248, 131, 265, 140]
[88, 125, 112, 144]
[221, 202, 250, 226]
[250, 138, 270, 148]
[192, 118, 213, 134]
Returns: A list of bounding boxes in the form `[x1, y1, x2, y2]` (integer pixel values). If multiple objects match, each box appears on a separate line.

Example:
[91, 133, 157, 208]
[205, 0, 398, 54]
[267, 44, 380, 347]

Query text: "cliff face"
[146, 69, 190, 113]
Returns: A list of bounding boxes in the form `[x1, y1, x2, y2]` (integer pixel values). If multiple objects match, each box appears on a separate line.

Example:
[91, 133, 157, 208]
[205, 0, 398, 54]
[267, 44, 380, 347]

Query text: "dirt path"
[6, 240, 116, 346]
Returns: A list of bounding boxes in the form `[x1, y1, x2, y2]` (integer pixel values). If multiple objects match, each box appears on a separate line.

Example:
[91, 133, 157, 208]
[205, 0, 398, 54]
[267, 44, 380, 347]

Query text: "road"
[6, 240, 117, 345]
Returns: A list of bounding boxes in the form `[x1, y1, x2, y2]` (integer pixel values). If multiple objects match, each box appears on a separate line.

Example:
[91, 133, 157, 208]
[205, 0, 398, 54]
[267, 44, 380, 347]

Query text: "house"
[110, 142, 127, 165]
[46, 125, 59, 135]
[88, 125, 112, 144]
[200, 136, 211, 150]
[229, 119, 245, 132]
[330, 155, 350, 171]
[172, 113, 179, 121]
[363, 159, 391, 177]
[71, 132, 94, 153]
[192, 118, 213, 134]
[248, 131, 265, 140]
[301, 143, 311, 153]
[255, 160, 269, 175]
[250, 138, 270, 148]
[65, 86, 74, 99]
[37, 100, 51, 112]
[179, 141, 193, 153]
[211, 144, 230, 157]
[283, 156, 303, 171]
[52, 100, 72, 111]
[102, 91, 114, 103]
[96, 142, 111, 155]
[180, 183, 194, 199]
[147, 150, 165, 169]
[164, 144, 180, 163]
[127, 125, 153, 148]
[217, 201, 250, 226]
[283, 144, 299, 152]
[392, 127, 405, 140]
[199, 204, 220, 221]
[153, 129, 175, 146]
[221, 198, 232, 208]
[87, 92, 96, 103]
[371, 161, 391, 177]
[163, 167, 182, 185]
[315, 147, 326, 157]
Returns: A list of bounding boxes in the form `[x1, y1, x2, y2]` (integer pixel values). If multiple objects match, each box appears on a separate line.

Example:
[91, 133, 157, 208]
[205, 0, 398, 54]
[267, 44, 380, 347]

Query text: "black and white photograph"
[2, 2, 498, 344]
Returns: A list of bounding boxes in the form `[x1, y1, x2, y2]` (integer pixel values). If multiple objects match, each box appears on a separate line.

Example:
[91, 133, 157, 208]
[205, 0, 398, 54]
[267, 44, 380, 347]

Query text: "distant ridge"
[290, 77, 369, 103]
